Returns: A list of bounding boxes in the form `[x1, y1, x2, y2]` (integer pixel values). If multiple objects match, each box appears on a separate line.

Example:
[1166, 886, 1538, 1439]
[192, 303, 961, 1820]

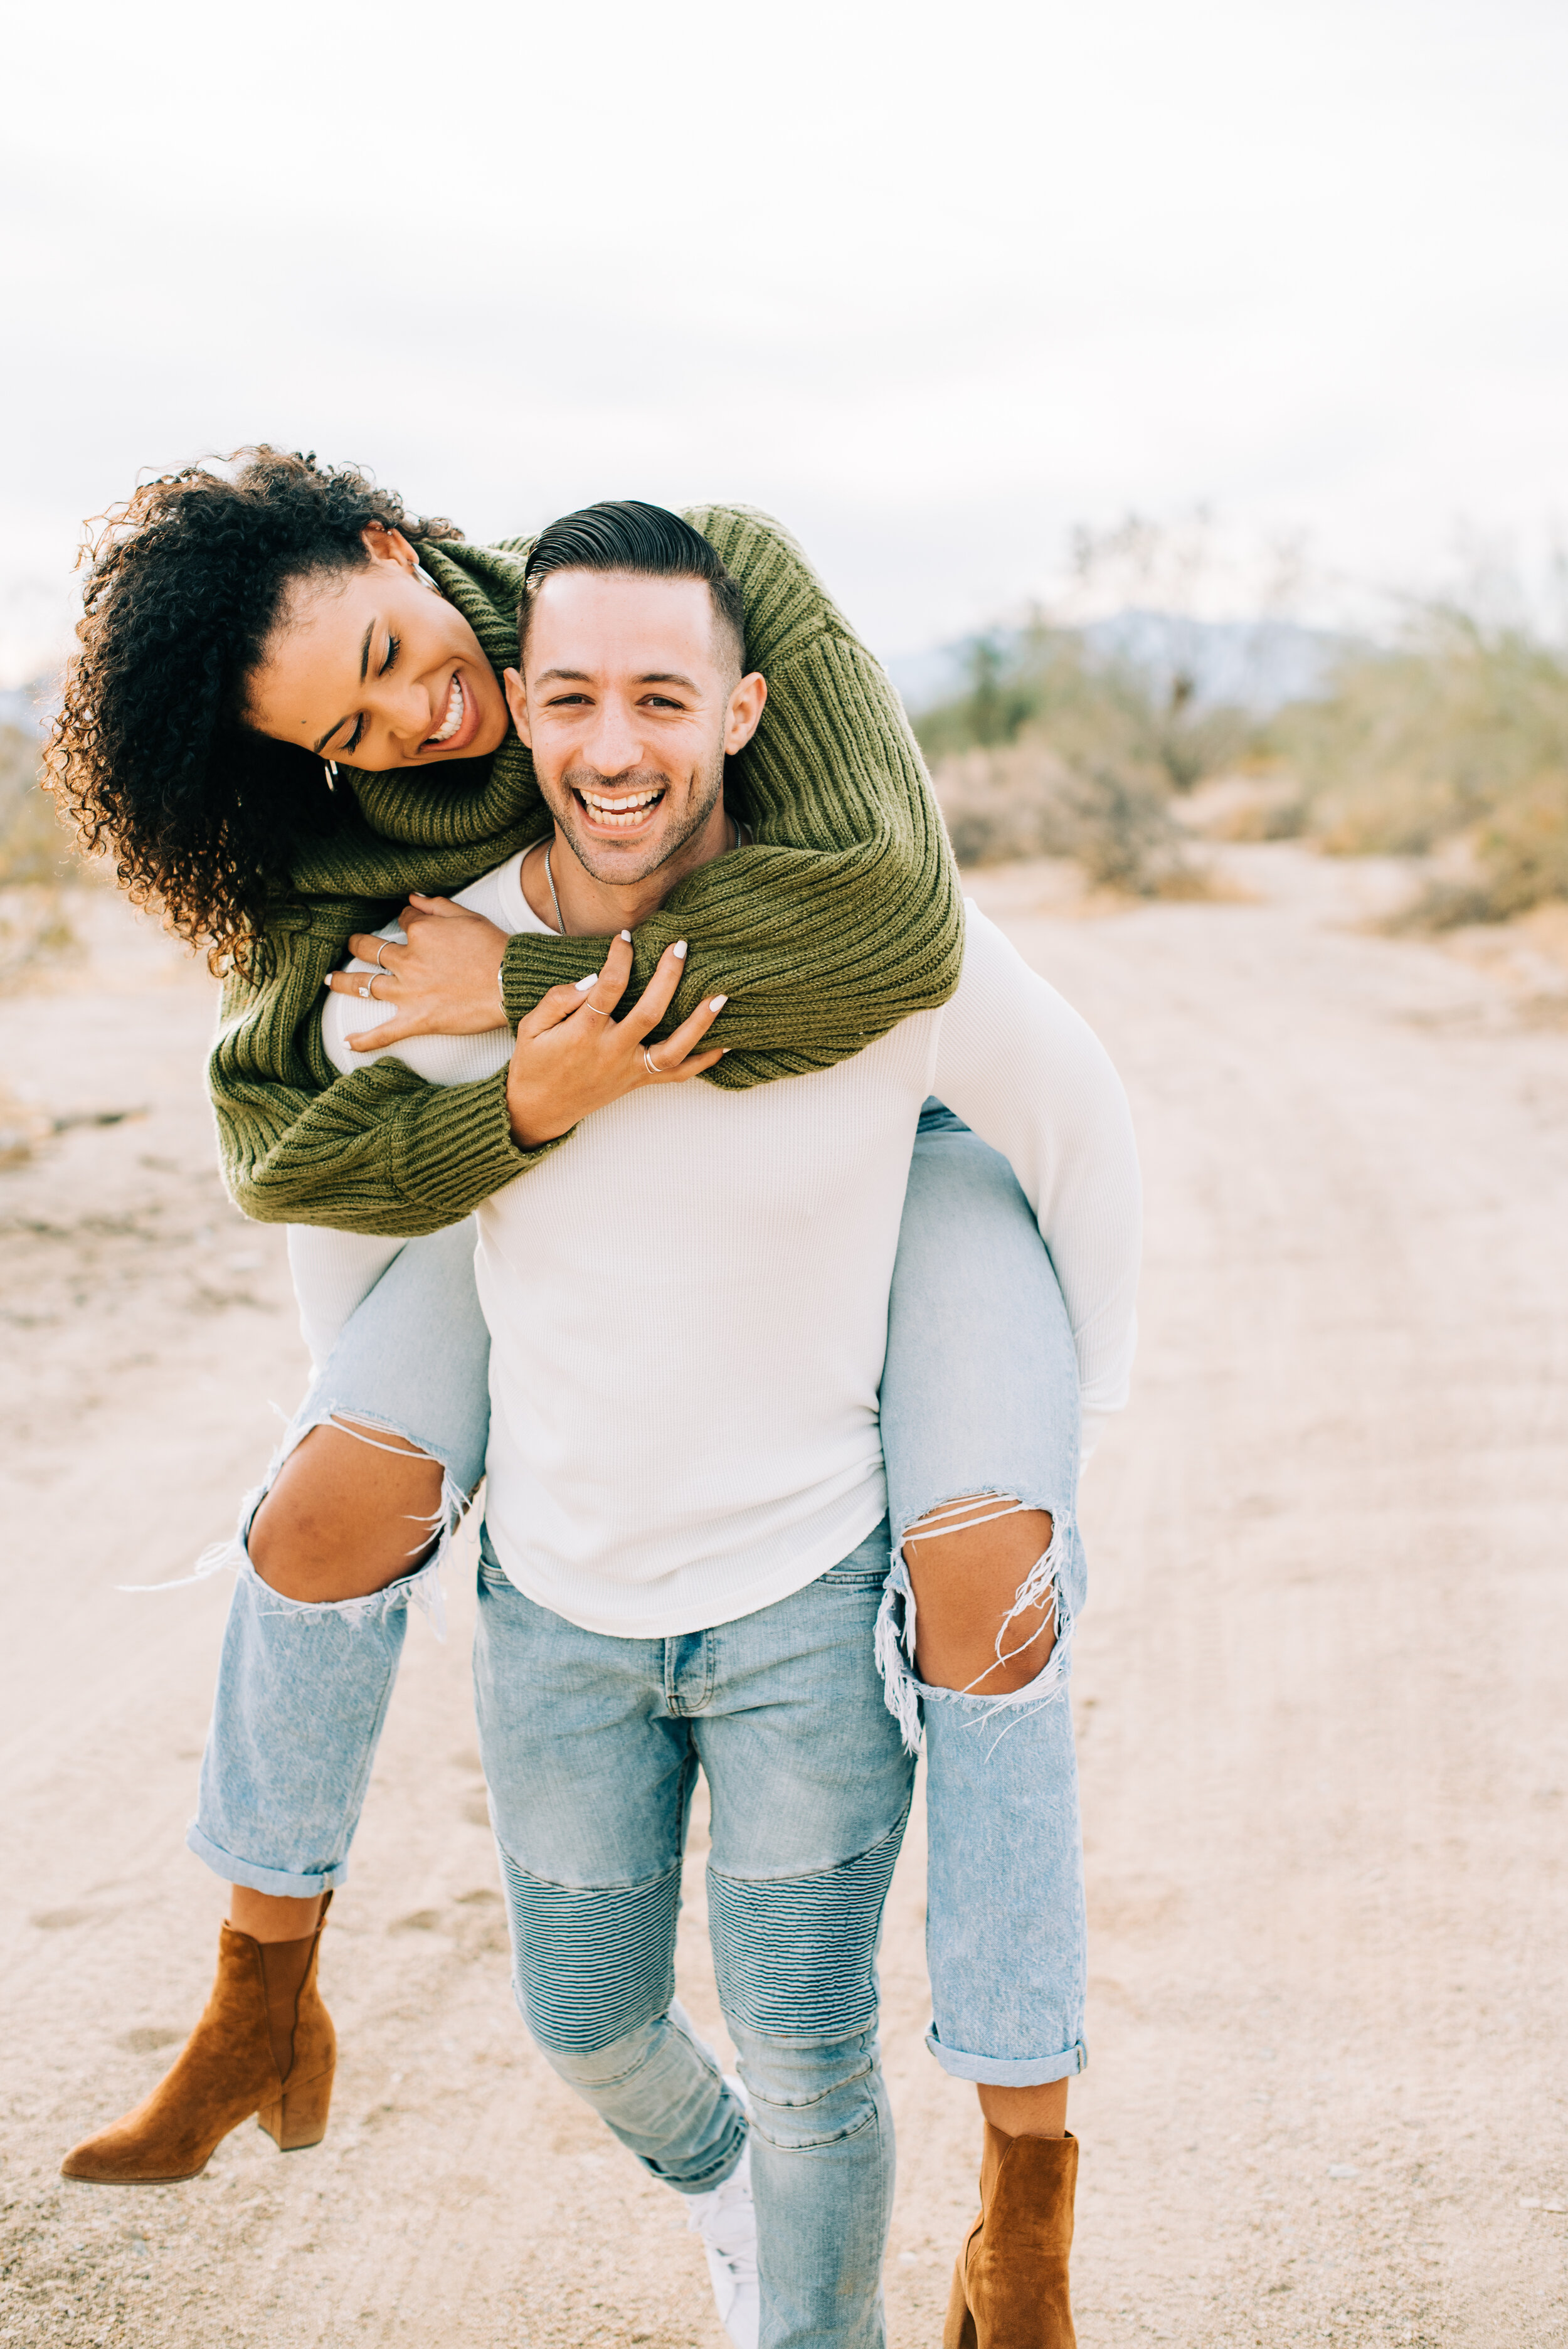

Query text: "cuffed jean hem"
[924, 2030, 1089, 2087]
[183, 1821, 349, 1901]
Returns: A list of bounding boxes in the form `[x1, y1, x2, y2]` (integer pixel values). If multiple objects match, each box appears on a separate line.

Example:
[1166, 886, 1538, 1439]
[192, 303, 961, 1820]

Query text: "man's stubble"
[548, 746, 728, 889]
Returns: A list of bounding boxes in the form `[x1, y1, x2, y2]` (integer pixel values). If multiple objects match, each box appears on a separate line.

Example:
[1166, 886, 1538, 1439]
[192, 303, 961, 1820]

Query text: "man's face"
[505, 571, 765, 888]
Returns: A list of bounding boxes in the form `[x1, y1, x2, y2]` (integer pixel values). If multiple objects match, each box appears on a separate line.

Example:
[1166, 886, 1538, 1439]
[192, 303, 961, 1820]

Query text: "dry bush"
[919, 630, 1224, 893]
[0, 723, 74, 884]
[932, 734, 1201, 894]
[1276, 608, 1568, 921]
[0, 726, 86, 987]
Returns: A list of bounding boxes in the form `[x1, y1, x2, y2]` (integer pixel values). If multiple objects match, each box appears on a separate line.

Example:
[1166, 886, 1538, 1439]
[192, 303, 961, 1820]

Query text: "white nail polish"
[710, 995, 727, 1010]
[575, 972, 600, 992]
[620, 930, 632, 942]
[674, 940, 688, 959]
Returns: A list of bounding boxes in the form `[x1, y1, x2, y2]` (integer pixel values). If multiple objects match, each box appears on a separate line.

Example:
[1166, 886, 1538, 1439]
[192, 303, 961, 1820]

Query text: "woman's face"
[245, 527, 510, 772]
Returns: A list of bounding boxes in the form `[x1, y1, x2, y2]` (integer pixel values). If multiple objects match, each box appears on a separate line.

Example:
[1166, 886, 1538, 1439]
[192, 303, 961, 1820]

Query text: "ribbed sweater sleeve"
[210, 506, 961, 1234]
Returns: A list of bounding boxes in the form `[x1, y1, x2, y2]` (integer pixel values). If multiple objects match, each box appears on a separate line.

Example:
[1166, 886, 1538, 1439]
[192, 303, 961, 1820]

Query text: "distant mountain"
[886, 612, 1356, 720]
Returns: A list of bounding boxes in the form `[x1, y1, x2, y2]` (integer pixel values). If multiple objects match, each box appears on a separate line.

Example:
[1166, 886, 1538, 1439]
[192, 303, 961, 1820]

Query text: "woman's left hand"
[325, 894, 509, 1047]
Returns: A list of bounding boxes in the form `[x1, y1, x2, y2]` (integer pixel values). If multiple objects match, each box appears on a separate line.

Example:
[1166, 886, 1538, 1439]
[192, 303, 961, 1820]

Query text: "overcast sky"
[4, 0, 1566, 681]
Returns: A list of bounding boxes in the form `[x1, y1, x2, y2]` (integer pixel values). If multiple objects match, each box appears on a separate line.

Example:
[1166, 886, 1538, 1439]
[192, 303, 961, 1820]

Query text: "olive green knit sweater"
[211, 504, 962, 1238]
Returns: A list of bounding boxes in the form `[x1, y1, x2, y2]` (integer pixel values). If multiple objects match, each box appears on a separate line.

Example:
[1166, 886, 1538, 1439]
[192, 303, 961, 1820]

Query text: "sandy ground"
[1, 846, 1565, 2348]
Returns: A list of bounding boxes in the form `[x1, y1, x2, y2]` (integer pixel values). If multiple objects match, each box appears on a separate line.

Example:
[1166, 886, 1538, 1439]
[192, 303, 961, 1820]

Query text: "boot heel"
[258, 2066, 334, 2152]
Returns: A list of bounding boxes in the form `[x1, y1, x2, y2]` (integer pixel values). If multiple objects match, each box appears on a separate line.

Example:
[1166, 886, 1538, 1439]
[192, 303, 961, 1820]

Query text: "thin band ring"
[581, 1002, 609, 1017]
[642, 1046, 663, 1076]
[374, 941, 392, 972]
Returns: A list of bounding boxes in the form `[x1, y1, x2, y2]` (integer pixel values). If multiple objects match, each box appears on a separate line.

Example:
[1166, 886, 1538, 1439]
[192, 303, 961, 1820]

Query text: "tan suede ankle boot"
[943, 2124, 1078, 2349]
[61, 1896, 335, 2185]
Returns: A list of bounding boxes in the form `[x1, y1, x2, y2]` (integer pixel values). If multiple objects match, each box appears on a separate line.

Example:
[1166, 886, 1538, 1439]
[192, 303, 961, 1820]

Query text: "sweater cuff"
[389, 1066, 568, 1214]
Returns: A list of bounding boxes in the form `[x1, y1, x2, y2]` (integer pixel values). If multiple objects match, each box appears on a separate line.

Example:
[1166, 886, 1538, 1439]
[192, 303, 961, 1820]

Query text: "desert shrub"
[0, 724, 75, 884]
[1276, 606, 1568, 917]
[918, 629, 1225, 892]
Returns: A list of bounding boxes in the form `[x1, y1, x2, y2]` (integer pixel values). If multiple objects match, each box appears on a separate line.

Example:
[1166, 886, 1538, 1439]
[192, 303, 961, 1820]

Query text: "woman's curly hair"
[45, 448, 465, 972]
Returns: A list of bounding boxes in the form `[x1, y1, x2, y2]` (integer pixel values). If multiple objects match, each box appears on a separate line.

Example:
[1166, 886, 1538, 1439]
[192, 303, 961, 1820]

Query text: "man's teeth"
[426, 676, 465, 745]
[581, 788, 664, 828]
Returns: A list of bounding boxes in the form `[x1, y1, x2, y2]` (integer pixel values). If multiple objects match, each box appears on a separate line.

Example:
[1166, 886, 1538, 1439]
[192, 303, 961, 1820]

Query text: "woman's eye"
[346, 716, 366, 753]
[381, 631, 401, 674]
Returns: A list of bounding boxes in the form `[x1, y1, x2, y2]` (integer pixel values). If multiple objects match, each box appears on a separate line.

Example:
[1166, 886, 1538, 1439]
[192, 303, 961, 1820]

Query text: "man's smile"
[575, 784, 669, 836]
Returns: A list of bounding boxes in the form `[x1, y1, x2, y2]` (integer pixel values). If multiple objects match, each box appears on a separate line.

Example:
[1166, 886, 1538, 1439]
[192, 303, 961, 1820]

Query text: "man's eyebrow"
[531, 668, 701, 691]
[310, 620, 376, 754]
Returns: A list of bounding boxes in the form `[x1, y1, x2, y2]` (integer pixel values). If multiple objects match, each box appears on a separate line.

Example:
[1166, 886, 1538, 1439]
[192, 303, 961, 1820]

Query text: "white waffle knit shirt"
[302, 849, 1142, 1637]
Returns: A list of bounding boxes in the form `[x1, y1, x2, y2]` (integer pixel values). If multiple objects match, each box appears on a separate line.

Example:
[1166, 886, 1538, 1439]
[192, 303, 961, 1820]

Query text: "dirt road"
[2, 848, 1564, 2347]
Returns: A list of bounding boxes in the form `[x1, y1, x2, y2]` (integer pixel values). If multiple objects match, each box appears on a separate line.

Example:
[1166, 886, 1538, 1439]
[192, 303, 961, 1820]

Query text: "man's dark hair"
[521, 501, 746, 673]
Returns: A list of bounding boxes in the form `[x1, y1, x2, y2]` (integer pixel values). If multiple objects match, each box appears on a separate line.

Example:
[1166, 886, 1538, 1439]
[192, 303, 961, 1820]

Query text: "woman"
[47, 457, 1136, 2349]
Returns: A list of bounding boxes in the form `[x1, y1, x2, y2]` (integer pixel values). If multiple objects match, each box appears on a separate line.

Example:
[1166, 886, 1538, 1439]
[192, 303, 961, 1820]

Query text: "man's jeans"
[474, 1519, 913, 2349]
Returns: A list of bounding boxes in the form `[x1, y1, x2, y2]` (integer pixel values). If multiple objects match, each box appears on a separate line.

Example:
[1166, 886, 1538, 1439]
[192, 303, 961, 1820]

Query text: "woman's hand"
[326, 894, 508, 1047]
[507, 931, 728, 1148]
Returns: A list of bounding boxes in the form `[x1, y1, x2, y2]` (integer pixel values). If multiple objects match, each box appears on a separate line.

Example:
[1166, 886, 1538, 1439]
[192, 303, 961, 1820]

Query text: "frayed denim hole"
[124, 1403, 467, 1641]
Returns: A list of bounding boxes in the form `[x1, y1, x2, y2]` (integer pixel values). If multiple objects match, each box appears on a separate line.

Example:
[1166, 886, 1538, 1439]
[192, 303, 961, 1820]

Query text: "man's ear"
[503, 666, 532, 748]
[724, 671, 767, 756]
[361, 524, 418, 570]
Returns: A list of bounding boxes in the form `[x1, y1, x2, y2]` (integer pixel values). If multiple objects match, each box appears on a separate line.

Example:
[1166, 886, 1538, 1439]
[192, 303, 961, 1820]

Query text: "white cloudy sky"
[3, 0, 1566, 679]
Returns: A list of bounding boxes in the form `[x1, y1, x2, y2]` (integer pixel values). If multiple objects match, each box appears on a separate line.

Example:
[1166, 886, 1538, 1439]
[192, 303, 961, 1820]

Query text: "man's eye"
[645, 695, 682, 709]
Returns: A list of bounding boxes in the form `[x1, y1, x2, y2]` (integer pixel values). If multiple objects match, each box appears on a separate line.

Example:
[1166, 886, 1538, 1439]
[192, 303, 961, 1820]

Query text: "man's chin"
[559, 818, 677, 884]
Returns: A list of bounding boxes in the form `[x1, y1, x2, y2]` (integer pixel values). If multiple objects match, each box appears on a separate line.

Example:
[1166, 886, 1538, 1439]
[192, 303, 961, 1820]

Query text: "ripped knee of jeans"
[121, 1399, 470, 1638]
[875, 1499, 1076, 1752]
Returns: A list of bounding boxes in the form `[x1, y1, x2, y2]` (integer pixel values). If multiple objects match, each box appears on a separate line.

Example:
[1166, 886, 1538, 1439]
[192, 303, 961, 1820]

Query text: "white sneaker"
[685, 2080, 758, 2349]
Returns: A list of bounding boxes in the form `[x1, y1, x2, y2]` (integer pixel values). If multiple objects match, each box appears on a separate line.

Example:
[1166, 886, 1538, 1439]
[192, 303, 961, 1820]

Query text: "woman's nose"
[395, 681, 438, 746]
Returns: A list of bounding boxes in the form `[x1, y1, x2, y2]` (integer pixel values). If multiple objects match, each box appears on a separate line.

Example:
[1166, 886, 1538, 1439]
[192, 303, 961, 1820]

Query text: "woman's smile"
[421, 671, 480, 754]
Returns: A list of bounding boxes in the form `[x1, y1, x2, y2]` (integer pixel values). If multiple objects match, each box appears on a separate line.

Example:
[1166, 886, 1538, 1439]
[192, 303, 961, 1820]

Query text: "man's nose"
[581, 697, 644, 776]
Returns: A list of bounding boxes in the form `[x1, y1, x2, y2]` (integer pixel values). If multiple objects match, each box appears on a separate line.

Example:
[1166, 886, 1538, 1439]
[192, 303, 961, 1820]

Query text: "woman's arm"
[213, 506, 963, 1232]
[212, 901, 555, 1235]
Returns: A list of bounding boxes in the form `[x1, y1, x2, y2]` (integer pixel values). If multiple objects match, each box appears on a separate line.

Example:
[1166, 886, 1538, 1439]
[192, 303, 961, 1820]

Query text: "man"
[370, 504, 1142, 2348]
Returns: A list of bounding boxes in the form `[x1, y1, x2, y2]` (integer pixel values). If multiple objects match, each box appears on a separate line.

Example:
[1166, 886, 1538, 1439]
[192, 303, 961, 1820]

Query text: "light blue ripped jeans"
[189, 1105, 1087, 2084]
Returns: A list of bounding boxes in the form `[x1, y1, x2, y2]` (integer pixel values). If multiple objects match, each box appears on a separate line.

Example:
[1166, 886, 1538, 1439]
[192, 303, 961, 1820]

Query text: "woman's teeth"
[580, 788, 664, 829]
[426, 676, 465, 746]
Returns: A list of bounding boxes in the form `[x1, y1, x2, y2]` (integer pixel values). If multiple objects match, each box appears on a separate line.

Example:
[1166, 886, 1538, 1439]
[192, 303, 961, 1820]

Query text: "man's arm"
[930, 906, 1142, 1456]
